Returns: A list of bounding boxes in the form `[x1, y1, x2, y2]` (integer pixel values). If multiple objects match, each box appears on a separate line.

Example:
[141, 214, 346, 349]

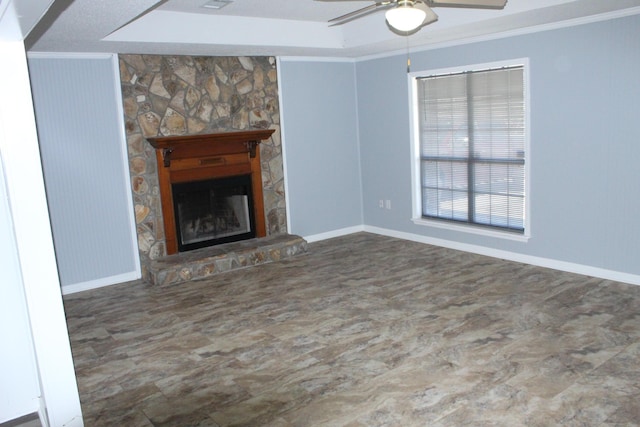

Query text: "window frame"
[408, 58, 531, 242]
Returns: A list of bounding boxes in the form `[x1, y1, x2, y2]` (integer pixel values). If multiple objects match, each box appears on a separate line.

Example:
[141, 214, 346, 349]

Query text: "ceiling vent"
[201, 0, 234, 10]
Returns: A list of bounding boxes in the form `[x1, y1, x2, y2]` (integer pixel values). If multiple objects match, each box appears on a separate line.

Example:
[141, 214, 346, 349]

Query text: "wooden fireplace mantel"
[146, 129, 275, 255]
[147, 129, 275, 166]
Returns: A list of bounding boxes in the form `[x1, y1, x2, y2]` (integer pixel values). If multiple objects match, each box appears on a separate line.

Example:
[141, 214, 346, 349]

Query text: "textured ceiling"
[24, 0, 640, 58]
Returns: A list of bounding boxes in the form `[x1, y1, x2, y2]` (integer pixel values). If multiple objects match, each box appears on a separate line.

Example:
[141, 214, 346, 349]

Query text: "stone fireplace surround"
[119, 55, 306, 284]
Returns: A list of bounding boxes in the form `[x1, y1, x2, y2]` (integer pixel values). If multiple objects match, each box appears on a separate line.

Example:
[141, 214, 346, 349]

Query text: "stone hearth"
[147, 234, 307, 286]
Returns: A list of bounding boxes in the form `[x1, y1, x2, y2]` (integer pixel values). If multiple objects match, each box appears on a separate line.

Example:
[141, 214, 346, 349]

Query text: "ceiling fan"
[317, 0, 507, 33]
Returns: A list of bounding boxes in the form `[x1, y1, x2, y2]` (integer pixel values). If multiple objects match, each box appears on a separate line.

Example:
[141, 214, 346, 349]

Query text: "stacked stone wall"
[118, 55, 286, 273]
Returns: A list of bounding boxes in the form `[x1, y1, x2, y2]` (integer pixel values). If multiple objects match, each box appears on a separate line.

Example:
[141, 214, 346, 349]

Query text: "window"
[410, 60, 529, 238]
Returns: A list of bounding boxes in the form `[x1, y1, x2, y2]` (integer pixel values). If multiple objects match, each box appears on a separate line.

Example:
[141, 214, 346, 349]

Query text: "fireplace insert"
[172, 174, 255, 252]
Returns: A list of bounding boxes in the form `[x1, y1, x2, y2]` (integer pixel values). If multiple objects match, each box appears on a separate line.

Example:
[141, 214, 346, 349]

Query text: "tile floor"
[63, 233, 640, 426]
[0, 415, 41, 427]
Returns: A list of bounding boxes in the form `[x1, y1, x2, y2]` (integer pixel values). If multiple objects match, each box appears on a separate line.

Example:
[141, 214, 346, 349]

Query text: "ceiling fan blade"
[414, 2, 439, 27]
[329, 1, 394, 25]
[427, 0, 506, 9]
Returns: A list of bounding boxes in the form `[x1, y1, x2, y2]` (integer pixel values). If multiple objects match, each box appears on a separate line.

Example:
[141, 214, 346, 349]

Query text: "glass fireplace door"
[172, 174, 256, 252]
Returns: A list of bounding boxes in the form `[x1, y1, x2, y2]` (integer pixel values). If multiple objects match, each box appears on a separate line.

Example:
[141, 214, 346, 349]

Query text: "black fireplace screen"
[172, 175, 255, 252]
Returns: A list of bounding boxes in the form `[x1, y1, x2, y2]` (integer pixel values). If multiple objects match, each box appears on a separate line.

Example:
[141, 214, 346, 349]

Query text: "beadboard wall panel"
[28, 54, 139, 291]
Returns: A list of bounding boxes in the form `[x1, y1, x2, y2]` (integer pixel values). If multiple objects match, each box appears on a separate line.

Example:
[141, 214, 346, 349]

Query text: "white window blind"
[417, 65, 525, 232]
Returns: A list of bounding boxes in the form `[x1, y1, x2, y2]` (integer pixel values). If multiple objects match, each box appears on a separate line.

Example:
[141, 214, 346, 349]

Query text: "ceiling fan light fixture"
[385, 2, 427, 32]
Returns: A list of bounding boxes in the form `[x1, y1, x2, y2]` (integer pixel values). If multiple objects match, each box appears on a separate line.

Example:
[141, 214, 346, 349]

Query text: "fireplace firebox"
[173, 174, 255, 252]
[147, 129, 275, 255]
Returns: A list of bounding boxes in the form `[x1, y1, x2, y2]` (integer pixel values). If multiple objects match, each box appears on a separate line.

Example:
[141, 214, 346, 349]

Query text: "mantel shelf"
[146, 129, 275, 150]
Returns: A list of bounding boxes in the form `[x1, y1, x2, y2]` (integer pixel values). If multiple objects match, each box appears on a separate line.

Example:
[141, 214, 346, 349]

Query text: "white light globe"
[385, 6, 426, 32]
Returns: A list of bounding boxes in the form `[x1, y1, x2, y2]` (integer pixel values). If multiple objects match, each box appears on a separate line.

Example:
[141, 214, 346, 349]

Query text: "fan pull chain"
[406, 32, 411, 73]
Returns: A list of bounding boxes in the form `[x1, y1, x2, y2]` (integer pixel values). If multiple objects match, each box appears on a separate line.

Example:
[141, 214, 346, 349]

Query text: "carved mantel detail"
[147, 129, 275, 255]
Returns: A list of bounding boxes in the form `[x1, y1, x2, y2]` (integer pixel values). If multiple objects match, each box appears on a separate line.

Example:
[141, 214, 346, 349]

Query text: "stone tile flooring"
[63, 232, 640, 426]
[0, 414, 41, 427]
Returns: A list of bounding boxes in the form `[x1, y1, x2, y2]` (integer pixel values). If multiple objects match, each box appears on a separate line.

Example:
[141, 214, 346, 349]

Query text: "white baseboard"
[60, 226, 640, 292]
[61, 270, 141, 295]
[364, 225, 640, 287]
[302, 225, 365, 243]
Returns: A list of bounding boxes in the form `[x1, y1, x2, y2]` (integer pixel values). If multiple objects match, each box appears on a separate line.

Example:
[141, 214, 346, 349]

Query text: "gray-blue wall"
[279, 59, 363, 238]
[29, 55, 139, 290]
[355, 14, 640, 275]
[26, 13, 640, 289]
[278, 14, 640, 280]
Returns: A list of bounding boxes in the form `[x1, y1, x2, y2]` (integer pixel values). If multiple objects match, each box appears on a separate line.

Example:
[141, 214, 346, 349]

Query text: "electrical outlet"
[385, 200, 391, 210]
[379, 199, 384, 208]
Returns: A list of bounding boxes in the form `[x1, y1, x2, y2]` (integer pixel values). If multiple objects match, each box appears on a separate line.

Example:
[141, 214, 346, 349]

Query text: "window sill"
[411, 217, 530, 242]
